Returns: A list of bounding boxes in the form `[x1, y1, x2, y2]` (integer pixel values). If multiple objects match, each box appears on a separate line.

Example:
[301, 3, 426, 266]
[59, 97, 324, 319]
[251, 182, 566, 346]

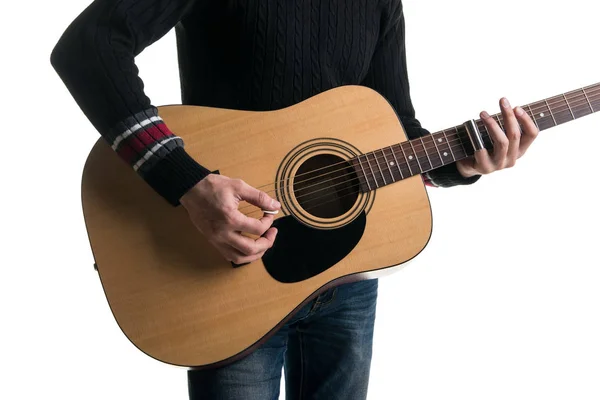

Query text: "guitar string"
[253, 85, 596, 203]
[236, 86, 600, 200]
[237, 94, 600, 215]
[241, 143, 465, 217]
[239, 136, 470, 211]
[244, 178, 399, 218]
[235, 91, 600, 214]
[261, 84, 600, 189]
[236, 127, 547, 218]
[243, 86, 600, 196]
[524, 82, 600, 114]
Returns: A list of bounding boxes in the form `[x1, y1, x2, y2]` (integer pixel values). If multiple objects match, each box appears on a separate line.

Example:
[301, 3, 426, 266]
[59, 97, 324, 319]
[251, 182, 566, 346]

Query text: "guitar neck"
[352, 82, 600, 191]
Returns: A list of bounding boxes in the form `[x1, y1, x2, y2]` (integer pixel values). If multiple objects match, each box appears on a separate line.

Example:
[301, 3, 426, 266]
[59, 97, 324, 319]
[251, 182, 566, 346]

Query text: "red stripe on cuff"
[117, 123, 173, 164]
[422, 174, 437, 187]
[116, 144, 137, 164]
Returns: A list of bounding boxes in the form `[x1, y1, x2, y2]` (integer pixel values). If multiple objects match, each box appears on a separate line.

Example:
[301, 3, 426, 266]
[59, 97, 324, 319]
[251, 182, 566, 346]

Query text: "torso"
[176, 0, 390, 111]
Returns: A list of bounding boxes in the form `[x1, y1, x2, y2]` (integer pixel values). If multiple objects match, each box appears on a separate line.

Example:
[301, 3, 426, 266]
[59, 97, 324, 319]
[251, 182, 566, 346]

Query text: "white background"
[1, 0, 599, 399]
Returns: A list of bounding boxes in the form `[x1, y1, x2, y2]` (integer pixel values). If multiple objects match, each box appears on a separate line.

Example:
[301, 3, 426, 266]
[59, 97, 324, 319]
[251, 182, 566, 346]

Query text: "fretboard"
[352, 82, 600, 191]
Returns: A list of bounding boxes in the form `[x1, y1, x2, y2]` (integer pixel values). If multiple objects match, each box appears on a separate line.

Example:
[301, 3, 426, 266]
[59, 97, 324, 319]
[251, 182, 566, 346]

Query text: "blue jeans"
[187, 278, 378, 400]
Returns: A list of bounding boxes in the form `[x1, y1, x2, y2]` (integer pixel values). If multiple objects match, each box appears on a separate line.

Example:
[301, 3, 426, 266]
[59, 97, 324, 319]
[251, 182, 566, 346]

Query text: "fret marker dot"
[408, 155, 413, 160]
[390, 161, 395, 166]
[540, 112, 545, 117]
[438, 138, 443, 142]
[443, 152, 448, 157]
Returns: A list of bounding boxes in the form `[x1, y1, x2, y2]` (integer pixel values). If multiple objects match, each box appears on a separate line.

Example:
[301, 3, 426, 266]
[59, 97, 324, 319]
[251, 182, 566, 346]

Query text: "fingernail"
[501, 98, 510, 108]
[515, 106, 524, 116]
[272, 199, 281, 208]
[481, 111, 489, 119]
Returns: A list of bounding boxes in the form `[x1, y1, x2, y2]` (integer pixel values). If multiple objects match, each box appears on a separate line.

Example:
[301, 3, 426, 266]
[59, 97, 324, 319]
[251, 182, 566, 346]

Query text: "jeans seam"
[298, 329, 306, 400]
[306, 298, 320, 316]
[317, 287, 337, 307]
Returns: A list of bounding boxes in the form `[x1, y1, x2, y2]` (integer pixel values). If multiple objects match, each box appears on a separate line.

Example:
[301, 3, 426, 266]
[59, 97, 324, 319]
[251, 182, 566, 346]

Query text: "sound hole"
[293, 154, 359, 218]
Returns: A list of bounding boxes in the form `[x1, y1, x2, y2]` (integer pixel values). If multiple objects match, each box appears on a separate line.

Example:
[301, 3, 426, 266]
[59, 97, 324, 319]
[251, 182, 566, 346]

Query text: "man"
[50, 0, 538, 398]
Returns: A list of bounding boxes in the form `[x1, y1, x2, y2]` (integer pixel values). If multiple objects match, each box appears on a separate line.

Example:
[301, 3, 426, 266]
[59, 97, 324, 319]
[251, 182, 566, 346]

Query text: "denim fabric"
[187, 278, 378, 400]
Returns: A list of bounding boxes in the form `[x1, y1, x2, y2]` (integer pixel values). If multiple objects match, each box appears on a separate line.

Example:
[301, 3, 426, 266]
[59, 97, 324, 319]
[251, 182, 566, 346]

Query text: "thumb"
[237, 182, 281, 211]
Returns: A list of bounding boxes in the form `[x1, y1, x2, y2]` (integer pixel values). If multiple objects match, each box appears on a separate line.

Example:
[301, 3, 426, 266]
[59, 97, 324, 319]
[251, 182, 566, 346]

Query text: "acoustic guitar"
[82, 83, 599, 368]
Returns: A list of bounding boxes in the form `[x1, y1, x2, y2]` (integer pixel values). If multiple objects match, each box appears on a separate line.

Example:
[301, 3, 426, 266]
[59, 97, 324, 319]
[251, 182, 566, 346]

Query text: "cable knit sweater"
[51, 0, 479, 206]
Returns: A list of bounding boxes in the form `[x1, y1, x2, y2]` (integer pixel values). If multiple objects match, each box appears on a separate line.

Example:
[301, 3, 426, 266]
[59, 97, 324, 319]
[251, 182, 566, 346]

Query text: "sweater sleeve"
[50, 0, 211, 206]
[361, 1, 481, 188]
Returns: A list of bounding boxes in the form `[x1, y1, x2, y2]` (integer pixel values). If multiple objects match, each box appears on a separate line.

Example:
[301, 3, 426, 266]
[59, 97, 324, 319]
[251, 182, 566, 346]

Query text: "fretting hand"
[180, 174, 281, 264]
[457, 97, 539, 178]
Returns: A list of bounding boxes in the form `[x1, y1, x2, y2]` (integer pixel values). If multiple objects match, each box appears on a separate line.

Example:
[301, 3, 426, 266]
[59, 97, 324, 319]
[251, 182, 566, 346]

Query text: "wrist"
[143, 147, 212, 206]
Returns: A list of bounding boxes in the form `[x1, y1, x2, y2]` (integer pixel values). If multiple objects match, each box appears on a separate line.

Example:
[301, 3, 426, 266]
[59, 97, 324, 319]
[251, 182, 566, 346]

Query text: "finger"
[261, 226, 278, 244]
[235, 180, 281, 212]
[500, 98, 520, 167]
[226, 227, 278, 256]
[230, 211, 275, 236]
[473, 149, 495, 174]
[221, 243, 266, 264]
[456, 156, 478, 178]
[479, 111, 507, 172]
[514, 106, 539, 157]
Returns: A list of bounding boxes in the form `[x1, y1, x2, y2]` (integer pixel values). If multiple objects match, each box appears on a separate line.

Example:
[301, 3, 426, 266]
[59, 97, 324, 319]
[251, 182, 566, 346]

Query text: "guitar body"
[82, 85, 432, 368]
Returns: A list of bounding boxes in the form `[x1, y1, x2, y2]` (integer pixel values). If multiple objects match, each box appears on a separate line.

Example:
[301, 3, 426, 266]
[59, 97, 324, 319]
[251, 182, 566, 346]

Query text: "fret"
[442, 130, 456, 161]
[428, 133, 444, 168]
[348, 155, 371, 192]
[544, 99, 558, 126]
[582, 84, 600, 113]
[383, 147, 400, 182]
[393, 144, 411, 178]
[568, 91, 593, 119]
[408, 140, 424, 173]
[355, 155, 372, 191]
[407, 141, 422, 173]
[435, 130, 457, 164]
[358, 82, 600, 193]
[454, 126, 469, 158]
[582, 88, 595, 113]
[389, 145, 405, 180]
[371, 151, 388, 186]
[352, 82, 600, 193]
[364, 152, 380, 188]
[479, 123, 494, 149]
[411, 139, 430, 171]
[399, 142, 414, 176]
[563, 93, 576, 119]
[495, 114, 504, 131]
[419, 137, 436, 170]
[552, 95, 574, 125]
[373, 150, 387, 185]
[526, 104, 539, 129]
[528, 101, 553, 131]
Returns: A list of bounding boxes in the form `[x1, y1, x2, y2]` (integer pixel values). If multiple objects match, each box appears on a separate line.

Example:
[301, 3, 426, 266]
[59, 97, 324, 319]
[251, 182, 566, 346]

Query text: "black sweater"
[51, 0, 479, 206]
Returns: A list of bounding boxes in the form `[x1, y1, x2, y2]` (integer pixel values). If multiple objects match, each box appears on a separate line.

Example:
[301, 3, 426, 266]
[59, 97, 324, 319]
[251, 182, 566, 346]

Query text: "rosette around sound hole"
[275, 138, 374, 229]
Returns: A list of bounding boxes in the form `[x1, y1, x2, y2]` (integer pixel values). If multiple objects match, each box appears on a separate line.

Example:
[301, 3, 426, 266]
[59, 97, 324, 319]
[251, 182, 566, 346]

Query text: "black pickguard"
[262, 212, 366, 283]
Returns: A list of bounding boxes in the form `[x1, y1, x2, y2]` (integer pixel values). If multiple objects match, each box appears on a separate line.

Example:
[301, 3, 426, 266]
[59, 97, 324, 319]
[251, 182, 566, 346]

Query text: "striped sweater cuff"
[422, 173, 437, 187]
[107, 107, 211, 206]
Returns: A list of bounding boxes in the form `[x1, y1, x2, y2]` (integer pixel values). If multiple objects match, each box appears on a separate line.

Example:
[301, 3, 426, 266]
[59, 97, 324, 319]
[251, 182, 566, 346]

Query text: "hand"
[179, 174, 281, 264]
[456, 97, 539, 178]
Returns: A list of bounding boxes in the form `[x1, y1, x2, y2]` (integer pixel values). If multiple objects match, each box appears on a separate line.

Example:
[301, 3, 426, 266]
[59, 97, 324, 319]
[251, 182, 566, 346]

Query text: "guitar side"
[81, 85, 433, 368]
